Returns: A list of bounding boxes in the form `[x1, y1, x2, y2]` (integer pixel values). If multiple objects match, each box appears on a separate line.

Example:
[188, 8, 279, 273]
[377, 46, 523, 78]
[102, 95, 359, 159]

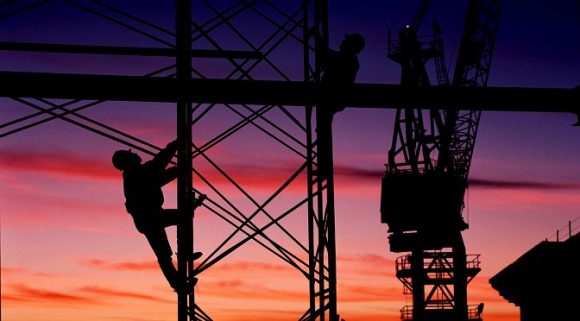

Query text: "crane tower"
[381, 1, 503, 320]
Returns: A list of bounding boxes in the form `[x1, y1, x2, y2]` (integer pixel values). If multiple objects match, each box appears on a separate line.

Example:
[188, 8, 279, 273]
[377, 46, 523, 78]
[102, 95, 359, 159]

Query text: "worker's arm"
[160, 166, 179, 186]
[152, 140, 178, 170]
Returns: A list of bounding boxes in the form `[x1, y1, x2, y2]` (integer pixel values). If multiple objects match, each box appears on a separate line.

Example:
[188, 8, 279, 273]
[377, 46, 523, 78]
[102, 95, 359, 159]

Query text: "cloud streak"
[0, 148, 116, 181]
[199, 278, 307, 302]
[212, 261, 296, 274]
[78, 255, 391, 278]
[339, 254, 396, 278]
[3, 283, 172, 306]
[3, 284, 100, 305]
[79, 286, 172, 303]
[78, 259, 158, 272]
[334, 163, 580, 191]
[334, 165, 384, 179]
[341, 284, 403, 302]
[469, 178, 580, 190]
[8, 147, 572, 194]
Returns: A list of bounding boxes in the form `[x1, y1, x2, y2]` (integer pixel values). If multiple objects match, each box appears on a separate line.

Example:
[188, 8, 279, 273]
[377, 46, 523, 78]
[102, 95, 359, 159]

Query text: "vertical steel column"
[304, 0, 316, 319]
[176, 1, 193, 321]
[304, 0, 336, 320]
[314, 1, 326, 316]
[453, 236, 468, 321]
[410, 251, 425, 321]
[326, 177, 338, 321]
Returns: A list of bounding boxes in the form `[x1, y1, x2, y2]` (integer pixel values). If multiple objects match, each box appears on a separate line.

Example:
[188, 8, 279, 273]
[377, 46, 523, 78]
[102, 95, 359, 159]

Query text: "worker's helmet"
[112, 149, 139, 171]
[342, 33, 365, 54]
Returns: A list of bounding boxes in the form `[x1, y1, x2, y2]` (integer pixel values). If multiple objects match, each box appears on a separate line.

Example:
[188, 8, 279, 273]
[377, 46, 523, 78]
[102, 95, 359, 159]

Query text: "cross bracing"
[1, 1, 339, 320]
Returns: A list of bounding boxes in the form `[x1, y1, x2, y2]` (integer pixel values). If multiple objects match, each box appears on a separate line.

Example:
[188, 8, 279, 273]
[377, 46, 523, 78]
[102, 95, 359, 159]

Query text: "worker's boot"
[158, 259, 191, 294]
[175, 251, 203, 261]
[192, 194, 207, 209]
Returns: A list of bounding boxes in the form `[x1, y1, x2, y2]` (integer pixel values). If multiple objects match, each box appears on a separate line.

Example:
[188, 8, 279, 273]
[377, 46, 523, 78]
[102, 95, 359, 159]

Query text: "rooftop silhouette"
[490, 222, 580, 321]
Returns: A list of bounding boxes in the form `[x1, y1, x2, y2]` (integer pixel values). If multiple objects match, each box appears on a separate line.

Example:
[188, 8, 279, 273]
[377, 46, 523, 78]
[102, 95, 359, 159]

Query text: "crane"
[381, 1, 503, 321]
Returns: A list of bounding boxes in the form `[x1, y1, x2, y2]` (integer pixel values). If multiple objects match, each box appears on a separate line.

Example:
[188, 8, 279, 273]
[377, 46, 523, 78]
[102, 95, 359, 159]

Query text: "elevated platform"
[395, 251, 480, 296]
[395, 252, 481, 282]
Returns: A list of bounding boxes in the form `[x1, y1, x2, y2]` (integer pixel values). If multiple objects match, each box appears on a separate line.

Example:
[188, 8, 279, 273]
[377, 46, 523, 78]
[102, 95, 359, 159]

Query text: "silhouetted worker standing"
[476, 302, 484, 317]
[112, 140, 205, 294]
[317, 33, 365, 177]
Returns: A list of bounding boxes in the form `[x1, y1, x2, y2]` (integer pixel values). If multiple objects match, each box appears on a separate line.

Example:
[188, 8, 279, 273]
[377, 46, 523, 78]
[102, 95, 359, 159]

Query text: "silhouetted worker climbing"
[317, 33, 365, 177]
[112, 140, 206, 294]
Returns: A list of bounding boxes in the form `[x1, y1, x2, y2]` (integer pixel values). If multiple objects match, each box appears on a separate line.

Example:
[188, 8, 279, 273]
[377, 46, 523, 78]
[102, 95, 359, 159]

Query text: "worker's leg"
[159, 209, 204, 261]
[143, 227, 181, 290]
[161, 209, 180, 228]
[160, 194, 207, 228]
[316, 109, 333, 178]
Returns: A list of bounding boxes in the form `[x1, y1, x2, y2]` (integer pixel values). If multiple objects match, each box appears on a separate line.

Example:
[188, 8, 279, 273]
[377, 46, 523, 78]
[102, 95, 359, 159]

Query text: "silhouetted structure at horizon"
[380, 0, 502, 320]
[490, 231, 579, 321]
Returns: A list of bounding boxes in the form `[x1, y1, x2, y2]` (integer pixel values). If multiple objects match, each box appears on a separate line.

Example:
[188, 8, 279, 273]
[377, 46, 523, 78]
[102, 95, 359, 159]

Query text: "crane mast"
[382, 1, 502, 321]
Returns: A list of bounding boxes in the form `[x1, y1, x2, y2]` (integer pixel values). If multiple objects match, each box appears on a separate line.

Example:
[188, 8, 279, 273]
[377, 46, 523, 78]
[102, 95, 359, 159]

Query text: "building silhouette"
[490, 226, 579, 321]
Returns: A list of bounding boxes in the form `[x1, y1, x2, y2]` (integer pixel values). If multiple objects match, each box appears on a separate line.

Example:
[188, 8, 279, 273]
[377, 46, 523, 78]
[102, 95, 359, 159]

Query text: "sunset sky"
[1, 1, 580, 321]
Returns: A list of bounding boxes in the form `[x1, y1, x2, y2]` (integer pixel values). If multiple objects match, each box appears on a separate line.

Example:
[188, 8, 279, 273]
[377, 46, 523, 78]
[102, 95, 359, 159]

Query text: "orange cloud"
[1, 266, 26, 275]
[79, 286, 172, 303]
[198, 278, 307, 302]
[78, 259, 158, 272]
[78, 258, 302, 277]
[214, 307, 307, 321]
[338, 253, 396, 278]
[1, 266, 55, 278]
[211, 260, 296, 274]
[3, 282, 173, 308]
[3, 284, 100, 306]
[340, 284, 403, 302]
[466, 276, 515, 304]
[339, 253, 394, 267]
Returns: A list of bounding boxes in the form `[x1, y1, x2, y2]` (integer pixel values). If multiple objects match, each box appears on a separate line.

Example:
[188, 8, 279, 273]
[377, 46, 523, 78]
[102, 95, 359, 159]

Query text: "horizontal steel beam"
[0, 42, 262, 59]
[0, 71, 578, 113]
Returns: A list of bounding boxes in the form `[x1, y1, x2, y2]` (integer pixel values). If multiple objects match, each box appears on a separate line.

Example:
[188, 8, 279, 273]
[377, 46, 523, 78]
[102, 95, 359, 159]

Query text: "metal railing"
[546, 217, 580, 242]
[400, 305, 413, 321]
[466, 254, 481, 270]
[396, 253, 481, 271]
[387, 31, 442, 57]
[467, 304, 484, 320]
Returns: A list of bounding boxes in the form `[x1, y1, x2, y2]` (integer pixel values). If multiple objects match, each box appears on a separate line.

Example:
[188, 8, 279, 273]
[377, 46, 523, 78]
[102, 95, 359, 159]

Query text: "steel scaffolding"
[0, 1, 339, 320]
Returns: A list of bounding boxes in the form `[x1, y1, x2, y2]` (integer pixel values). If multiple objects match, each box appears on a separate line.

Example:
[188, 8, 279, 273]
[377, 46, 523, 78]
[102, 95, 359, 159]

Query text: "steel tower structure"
[0, 1, 578, 321]
[0, 1, 338, 320]
[382, 0, 502, 320]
